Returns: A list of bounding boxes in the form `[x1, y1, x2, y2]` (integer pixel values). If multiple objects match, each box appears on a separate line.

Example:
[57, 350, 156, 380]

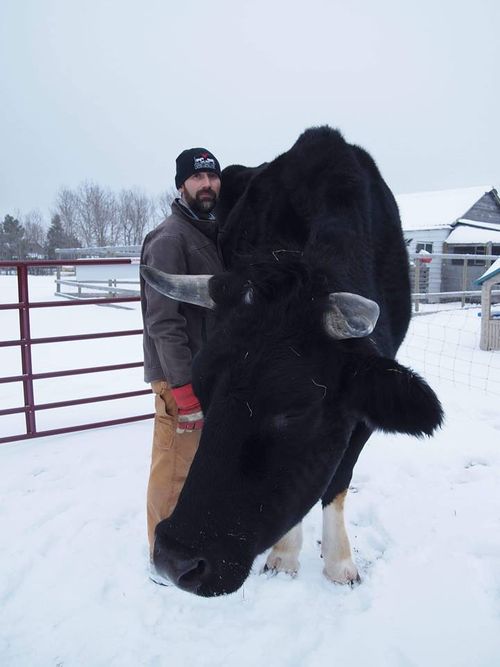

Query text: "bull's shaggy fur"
[152, 126, 443, 596]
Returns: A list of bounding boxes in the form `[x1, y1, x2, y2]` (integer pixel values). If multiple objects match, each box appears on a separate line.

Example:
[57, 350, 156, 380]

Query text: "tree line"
[0, 182, 176, 260]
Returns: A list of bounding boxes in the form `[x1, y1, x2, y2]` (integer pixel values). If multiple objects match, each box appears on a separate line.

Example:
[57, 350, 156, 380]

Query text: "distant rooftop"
[396, 185, 494, 232]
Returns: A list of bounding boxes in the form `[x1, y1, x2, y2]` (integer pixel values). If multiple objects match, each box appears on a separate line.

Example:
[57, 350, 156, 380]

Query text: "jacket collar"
[175, 197, 216, 222]
[171, 199, 218, 243]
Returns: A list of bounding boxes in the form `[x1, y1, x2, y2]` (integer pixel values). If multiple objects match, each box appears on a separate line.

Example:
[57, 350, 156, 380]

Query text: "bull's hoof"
[261, 554, 299, 578]
[323, 559, 360, 587]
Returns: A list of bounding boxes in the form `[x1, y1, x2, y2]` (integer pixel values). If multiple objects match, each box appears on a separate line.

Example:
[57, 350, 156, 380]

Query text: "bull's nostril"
[178, 559, 208, 586]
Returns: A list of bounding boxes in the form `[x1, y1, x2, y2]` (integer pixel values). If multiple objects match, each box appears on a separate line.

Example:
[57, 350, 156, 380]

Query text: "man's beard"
[184, 189, 217, 216]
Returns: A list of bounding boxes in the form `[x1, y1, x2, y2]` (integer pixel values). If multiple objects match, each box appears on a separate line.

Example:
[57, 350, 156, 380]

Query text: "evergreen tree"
[46, 214, 80, 259]
[0, 215, 25, 259]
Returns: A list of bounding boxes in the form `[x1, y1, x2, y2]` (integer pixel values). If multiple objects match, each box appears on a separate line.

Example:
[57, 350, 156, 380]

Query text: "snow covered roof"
[396, 186, 492, 232]
[446, 225, 500, 244]
[455, 219, 500, 232]
[476, 257, 500, 285]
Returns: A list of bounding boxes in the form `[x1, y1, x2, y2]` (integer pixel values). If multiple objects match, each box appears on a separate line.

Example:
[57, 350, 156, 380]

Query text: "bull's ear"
[347, 357, 443, 437]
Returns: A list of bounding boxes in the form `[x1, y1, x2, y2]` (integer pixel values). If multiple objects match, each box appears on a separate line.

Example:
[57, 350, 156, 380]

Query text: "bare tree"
[157, 187, 178, 220]
[75, 181, 117, 247]
[22, 210, 46, 257]
[23, 209, 45, 229]
[118, 188, 155, 245]
[52, 181, 162, 249]
[106, 192, 121, 247]
[53, 188, 80, 242]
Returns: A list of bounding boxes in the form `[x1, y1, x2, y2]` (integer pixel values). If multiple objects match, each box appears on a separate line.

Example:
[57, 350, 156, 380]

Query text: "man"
[140, 148, 224, 562]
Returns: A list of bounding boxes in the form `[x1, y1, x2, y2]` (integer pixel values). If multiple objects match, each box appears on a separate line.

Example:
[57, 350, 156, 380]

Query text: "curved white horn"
[324, 292, 380, 339]
[140, 265, 215, 309]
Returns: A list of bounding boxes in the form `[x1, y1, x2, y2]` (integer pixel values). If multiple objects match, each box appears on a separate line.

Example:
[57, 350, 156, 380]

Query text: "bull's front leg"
[262, 522, 303, 577]
[322, 490, 360, 585]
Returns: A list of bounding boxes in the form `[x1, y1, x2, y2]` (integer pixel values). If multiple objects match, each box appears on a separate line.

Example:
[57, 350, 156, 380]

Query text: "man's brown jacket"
[140, 200, 223, 387]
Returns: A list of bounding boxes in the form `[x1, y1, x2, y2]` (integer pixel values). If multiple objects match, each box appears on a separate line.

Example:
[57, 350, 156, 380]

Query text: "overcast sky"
[1, 0, 498, 223]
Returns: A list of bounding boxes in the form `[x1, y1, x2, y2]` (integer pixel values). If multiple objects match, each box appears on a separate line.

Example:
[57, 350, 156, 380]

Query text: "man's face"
[180, 171, 221, 215]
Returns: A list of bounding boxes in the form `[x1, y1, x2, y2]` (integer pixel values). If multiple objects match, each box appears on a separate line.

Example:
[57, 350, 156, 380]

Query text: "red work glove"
[171, 383, 204, 434]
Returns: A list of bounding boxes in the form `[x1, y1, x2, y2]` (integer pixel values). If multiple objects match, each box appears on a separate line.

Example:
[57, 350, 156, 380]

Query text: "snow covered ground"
[1, 276, 500, 667]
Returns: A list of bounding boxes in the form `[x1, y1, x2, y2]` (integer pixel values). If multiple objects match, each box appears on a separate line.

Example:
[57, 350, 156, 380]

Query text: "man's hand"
[171, 383, 204, 434]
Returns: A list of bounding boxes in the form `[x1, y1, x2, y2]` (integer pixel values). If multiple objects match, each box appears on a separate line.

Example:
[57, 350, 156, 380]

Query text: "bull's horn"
[140, 265, 215, 309]
[324, 292, 380, 339]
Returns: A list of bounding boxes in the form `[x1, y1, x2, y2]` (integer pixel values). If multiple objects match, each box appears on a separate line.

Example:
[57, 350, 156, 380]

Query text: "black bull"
[141, 126, 443, 596]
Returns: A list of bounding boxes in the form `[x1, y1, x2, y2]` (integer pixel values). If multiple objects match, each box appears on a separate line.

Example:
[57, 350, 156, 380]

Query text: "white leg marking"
[322, 491, 360, 585]
[263, 522, 303, 577]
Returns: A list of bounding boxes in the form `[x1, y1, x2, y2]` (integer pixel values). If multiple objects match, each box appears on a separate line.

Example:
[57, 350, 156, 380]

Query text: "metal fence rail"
[2, 252, 498, 444]
[0, 259, 152, 445]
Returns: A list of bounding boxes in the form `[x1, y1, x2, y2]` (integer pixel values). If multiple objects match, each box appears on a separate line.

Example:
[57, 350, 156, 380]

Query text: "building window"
[451, 245, 486, 266]
[416, 242, 433, 254]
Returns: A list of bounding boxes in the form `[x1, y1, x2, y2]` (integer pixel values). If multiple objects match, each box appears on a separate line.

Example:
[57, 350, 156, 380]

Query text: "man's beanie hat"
[175, 148, 221, 188]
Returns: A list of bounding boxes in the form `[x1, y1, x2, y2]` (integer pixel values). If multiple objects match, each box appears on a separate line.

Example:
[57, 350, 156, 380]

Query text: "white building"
[396, 186, 500, 294]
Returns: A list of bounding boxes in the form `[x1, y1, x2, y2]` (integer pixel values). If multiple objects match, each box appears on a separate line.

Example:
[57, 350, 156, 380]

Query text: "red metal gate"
[0, 259, 153, 444]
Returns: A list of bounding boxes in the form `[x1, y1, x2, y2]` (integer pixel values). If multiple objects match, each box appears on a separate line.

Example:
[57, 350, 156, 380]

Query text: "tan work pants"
[146, 380, 201, 552]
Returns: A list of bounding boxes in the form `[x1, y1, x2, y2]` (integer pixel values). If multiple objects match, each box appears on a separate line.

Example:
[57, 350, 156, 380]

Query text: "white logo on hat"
[194, 156, 216, 170]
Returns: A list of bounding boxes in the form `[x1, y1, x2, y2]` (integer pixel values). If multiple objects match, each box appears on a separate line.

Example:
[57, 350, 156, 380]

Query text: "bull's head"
[141, 263, 442, 597]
